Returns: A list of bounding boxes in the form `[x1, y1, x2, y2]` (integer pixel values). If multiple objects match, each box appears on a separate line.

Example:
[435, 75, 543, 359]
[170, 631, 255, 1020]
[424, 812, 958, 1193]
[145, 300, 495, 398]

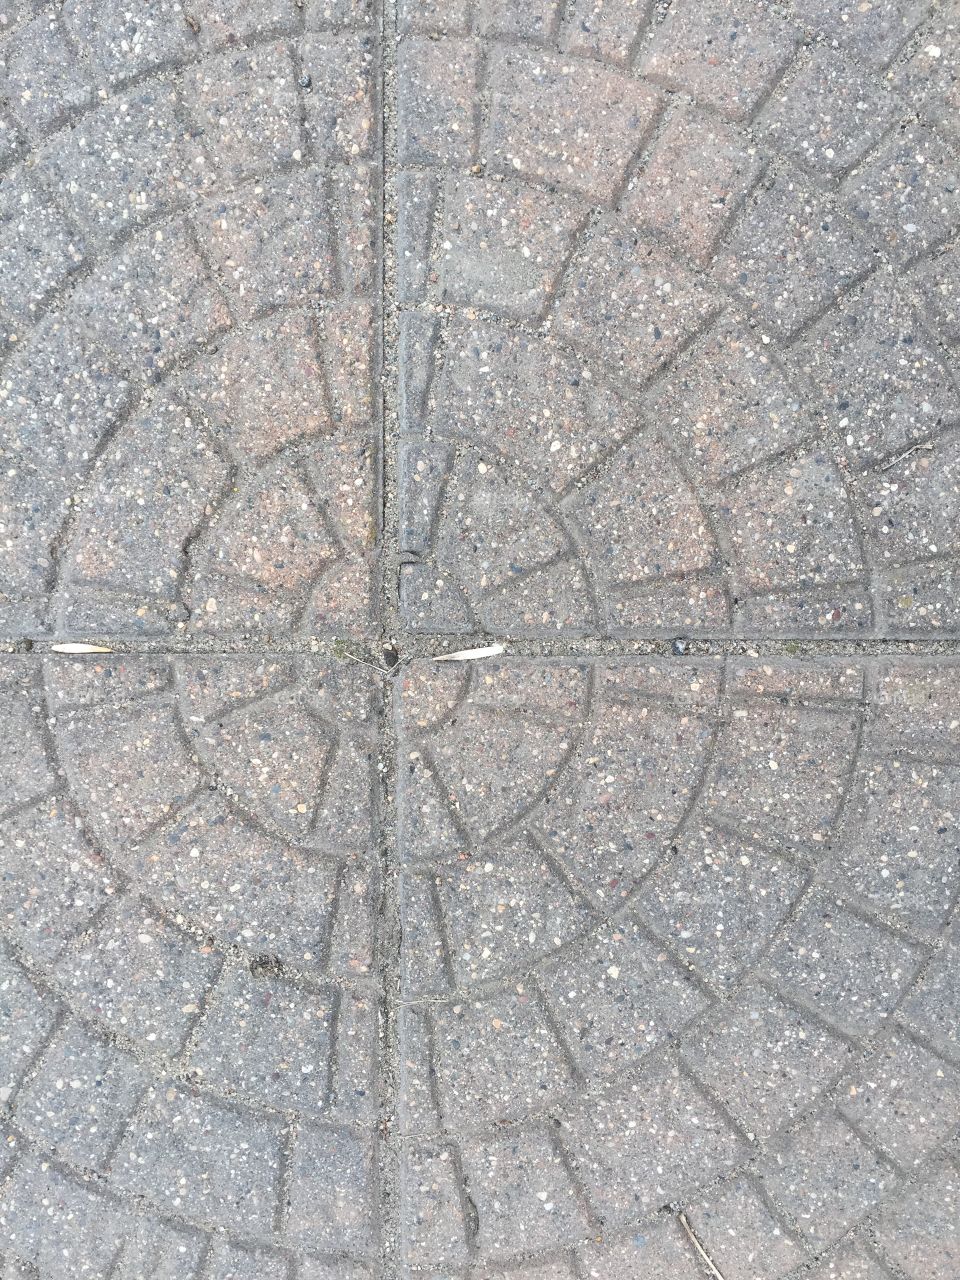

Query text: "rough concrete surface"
[1, 0, 959, 1277]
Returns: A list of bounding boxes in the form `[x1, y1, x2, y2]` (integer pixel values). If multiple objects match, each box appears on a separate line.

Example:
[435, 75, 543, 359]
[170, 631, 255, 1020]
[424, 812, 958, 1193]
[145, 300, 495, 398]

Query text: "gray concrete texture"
[0, 0, 959, 1277]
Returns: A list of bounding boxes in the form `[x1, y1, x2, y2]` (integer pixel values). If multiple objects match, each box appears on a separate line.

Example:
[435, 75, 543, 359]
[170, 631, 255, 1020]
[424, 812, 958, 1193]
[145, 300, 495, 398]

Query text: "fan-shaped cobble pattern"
[1, 0, 379, 639]
[395, 656, 960, 1276]
[1, 655, 381, 1276]
[396, 0, 960, 637]
[3, 655, 957, 1277]
[2, 1, 960, 1278]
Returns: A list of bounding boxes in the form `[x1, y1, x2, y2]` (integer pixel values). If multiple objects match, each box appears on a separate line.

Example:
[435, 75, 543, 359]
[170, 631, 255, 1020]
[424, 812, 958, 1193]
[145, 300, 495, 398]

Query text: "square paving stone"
[416, 319, 634, 495]
[485, 48, 662, 201]
[851, 429, 960, 571]
[110, 1084, 284, 1231]
[196, 0, 298, 50]
[698, 696, 861, 846]
[760, 1111, 898, 1249]
[764, 895, 923, 1036]
[638, 0, 800, 121]
[683, 1177, 805, 1280]
[838, 1027, 960, 1166]
[475, 0, 560, 39]
[301, 31, 377, 160]
[714, 171, 871, 335]
[0, 67, 380, 644]
[397, 0, 471, 32]
[761, 45, 900, 176]
[539, 916, 711, 1078]
[872, 1160, 960, 1280]
[872, 659, 960, 756]
[12, 1021, 148, 1170]
[0, 650, 383, 1272]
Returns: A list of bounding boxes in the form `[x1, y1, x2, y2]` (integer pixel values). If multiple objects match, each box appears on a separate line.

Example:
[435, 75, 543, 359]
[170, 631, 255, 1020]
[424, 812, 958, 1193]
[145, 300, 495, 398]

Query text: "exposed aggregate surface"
[1, 0, 960, 1277]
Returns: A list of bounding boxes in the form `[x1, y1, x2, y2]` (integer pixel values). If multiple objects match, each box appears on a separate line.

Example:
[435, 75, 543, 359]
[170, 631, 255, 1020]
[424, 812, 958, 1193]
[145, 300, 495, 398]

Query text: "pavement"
[0, 1, 959, 1277]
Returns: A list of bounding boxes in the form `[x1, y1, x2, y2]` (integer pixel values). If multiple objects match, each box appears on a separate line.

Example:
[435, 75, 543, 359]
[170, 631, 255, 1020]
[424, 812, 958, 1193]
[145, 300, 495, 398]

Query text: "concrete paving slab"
[1, 2, 959, 1278]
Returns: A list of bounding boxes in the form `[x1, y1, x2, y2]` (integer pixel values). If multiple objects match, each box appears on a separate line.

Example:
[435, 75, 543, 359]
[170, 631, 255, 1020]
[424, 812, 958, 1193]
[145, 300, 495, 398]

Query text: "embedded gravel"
[1, 2, 959, 1278]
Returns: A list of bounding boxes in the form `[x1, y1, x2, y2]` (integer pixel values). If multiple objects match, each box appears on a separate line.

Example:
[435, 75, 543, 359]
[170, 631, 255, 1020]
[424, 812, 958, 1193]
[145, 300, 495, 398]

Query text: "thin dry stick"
[879, 441, 934, 471]
[678, 1211, 727, 1280]
[338, 649, 398, 677]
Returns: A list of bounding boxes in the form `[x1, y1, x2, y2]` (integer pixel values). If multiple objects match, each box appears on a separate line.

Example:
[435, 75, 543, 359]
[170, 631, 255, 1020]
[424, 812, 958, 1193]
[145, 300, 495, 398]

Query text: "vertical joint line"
[374, 4, 406, 1218]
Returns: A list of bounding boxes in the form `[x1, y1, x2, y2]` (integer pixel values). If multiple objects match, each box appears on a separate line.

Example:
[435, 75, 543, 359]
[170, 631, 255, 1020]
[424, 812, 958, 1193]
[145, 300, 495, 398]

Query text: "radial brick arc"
[1, 1, 959, 1278]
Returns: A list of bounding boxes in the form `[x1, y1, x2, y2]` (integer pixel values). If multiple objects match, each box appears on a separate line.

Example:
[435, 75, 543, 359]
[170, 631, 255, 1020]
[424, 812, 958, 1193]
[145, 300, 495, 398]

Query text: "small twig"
[335, 650, 412, 680]
[879, 441, 934, 471]
[678, 1211, 727, 1280]
[337, 649, 401, 677]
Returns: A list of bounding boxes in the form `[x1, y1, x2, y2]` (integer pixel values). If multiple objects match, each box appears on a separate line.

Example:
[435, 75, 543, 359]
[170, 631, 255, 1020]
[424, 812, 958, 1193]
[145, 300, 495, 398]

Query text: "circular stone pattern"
[2, 0, 960, 1277]
[4, 654, 958, 1277]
